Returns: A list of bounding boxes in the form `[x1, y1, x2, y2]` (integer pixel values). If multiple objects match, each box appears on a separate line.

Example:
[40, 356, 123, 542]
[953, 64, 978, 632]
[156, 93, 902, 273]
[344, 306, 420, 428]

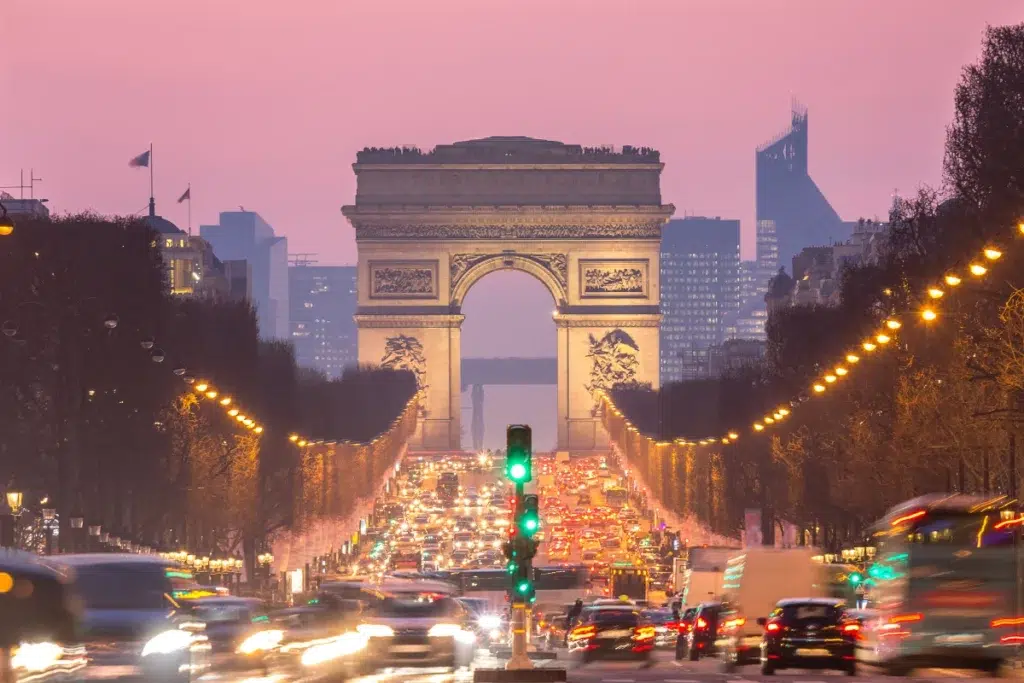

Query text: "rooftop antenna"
[0, 169, 43, 199]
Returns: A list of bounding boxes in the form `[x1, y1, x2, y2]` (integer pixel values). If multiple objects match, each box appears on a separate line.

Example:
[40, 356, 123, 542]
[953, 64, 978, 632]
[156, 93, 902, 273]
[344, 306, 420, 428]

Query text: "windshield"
[590, 609, 639, 626]
[643, 610, 673, 624]
[780, 603, 841, 625]
[374, 596, 463, 618]
[192, 604, 252, 623]
[903, 511, 1016, 547]
[74, 565, 185, 610]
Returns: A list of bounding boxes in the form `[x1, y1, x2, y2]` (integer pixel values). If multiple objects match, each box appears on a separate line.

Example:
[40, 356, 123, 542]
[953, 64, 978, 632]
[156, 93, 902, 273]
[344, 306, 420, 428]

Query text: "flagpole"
[149, 142, 154, 209]
[187, 183, 192, 236]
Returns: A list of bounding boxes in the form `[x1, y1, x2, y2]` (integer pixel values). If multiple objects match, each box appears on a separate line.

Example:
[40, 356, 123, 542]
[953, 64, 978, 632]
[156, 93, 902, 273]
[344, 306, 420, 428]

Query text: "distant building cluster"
[288, 260, 358, 379]
[659, 104, 885, 383]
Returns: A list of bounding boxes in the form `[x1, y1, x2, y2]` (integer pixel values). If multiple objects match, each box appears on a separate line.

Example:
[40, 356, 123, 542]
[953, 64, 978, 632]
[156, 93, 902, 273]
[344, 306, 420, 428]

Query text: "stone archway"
[344, 136, 674, 451]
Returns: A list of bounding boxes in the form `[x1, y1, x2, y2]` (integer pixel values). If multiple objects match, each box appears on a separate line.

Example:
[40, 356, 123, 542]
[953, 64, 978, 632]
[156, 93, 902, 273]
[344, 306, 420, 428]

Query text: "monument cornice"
[343, 204, 675, 240]
[353, 163, 665, 172]
[354, 313, 465, 329]
[552, 312, 662, 328]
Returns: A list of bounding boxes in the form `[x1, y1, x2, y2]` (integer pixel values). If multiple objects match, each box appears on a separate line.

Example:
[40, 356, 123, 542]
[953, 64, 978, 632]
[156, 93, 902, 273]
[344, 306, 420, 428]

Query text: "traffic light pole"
[506, 480, 534, 671]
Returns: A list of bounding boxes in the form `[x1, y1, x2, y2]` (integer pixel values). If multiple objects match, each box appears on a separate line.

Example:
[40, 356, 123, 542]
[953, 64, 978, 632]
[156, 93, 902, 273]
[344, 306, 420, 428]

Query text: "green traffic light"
[849, 573, 863, 585]
[517, 580, 530, 594]
[509, 462, 527, 481]
[524, 517, 538, 532]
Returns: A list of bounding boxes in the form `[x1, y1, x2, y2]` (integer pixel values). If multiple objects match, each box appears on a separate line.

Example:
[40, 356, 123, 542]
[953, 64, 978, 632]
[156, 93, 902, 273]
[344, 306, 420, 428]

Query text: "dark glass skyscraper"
[756, 105, 846, 278]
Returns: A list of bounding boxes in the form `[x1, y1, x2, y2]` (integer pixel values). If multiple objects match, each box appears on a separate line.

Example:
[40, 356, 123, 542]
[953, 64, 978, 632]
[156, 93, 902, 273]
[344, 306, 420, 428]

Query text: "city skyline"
[3, 0, 1018, 265]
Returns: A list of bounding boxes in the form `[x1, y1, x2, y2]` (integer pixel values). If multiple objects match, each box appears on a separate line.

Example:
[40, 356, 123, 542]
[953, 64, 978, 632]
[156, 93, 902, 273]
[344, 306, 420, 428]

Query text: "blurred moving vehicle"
[567, 605, 655, 664]
[714, 547, 828, 669]
[181, 596, 272, 673]
[678, 601, 721, 661]
[54, 554, 210, 683]
[858, 494, 1018, 676]
[536, 614, 569, 650]
[0, 551, 85, 682]
[674, 606, 698, 659]
[642, 608, 678, 649]
[757, 598, 858, 676]
[357, 592, 476, 671]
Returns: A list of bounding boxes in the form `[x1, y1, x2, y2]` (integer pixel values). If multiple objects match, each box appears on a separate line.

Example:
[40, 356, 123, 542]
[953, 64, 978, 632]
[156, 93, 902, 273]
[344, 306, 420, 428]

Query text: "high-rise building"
[288, 259, 358, 379]
[659, 216, 740, 383]
[755, 104, 846, 273]
[200, 211, 289, 340]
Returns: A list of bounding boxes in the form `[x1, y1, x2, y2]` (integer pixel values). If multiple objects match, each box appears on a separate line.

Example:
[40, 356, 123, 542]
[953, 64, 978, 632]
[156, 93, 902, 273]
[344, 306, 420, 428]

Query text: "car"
[357, 593, 476, 671]
[675, 606, 698, 658]
[567, 606, 654, 664]
[642, 608, 679, 649]
[55, 554, 210, 683]
[756, 598, 857, 676]
[680, 601, 722, 661]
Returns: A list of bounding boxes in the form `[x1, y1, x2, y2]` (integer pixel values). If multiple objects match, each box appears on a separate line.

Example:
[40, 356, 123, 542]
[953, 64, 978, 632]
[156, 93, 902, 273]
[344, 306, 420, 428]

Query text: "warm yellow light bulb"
[764, 417, 775, 424]
[846, 354, 860, 364]
[945, 274, 962, 286]
[1018, 221, 1024, 236]
[969, 263, 987, 276]
[728, 432, 739, 440]
[754, 423, 765, 431]
[927, 288, 944, 299]
[863, 342, 877, 352]
[984, 248, 1002, 261]
[228, 408, 239, 417]
[289, 434, 299, 442]
[876, 333, 891, 344]
[254, 426, 263, 434]
[813, 383, 826, 393]
[778, 408, 790, 416]
[297, 439, 307, 447]
[195, 383, 209, 393]
[921, 308, 938, 322]
[825, 375, 837, 383]
[886, 320, 902, 330]
[220, 397, 231, 406]
[236, 414, 246, 422]
[205, 390, 218, 399]
[835, 367, 848, 376]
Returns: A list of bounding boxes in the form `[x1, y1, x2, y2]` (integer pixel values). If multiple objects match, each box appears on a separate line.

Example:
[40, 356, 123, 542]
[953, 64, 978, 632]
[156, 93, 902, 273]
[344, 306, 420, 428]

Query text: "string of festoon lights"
[177, 376, 265, 436]
[603, 220, 1024, 449]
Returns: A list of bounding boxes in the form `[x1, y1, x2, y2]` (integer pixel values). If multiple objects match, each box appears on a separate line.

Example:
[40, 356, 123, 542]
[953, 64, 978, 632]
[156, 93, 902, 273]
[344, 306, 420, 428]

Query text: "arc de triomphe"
[342, 136, 674, 451]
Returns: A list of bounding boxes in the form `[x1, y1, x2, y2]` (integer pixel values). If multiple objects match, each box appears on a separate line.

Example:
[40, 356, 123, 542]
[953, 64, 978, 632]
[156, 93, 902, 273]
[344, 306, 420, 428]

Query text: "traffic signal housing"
[512, 562, 536, 603]
[518, 494, 540, 538]
[506, 425, 532, 484]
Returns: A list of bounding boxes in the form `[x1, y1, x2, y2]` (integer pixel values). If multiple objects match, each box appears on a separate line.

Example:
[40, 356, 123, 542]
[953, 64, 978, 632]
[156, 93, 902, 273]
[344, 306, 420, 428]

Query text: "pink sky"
[3, 0, 1020, 449]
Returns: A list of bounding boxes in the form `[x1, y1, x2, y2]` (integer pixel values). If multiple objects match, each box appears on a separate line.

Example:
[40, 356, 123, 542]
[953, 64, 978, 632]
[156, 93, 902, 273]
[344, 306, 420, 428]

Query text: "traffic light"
[848, 572, 863, 585]
[518, 494, 540, 538]
[513, 562, 536, 603]
[506, 425, 532, 484]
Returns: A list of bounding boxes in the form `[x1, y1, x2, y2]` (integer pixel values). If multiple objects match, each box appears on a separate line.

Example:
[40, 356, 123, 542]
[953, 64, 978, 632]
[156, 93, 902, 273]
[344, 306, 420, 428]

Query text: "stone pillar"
[356, 313, 464, 451]
[470, 384, 485, 452]
[554, 313, 660, 453]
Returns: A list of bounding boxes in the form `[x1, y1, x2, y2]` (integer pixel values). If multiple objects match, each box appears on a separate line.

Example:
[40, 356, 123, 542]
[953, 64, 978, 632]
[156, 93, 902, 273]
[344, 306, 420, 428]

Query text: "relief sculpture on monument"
[370, 262, 436, 298]
[584, 329, 641, 409]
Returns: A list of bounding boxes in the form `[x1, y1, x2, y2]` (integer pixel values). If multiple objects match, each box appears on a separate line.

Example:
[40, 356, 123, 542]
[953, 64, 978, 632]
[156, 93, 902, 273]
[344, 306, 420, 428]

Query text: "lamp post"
[0, 201, 14, 237]
[1, 488, 22, 548]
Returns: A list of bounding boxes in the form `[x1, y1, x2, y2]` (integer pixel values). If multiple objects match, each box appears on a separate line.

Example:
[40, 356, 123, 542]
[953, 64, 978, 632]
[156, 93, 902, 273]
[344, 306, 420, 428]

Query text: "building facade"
[289, 262, 358, 379]
[0, 193, 50, 218]
[200, 211, 289, 340]
[660, 217, 740, 382]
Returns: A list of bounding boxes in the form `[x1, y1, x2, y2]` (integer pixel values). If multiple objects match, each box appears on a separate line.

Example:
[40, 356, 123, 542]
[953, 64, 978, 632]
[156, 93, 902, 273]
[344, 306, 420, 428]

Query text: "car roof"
[777, 597, 846, 607]
[52, 553, 175, 568]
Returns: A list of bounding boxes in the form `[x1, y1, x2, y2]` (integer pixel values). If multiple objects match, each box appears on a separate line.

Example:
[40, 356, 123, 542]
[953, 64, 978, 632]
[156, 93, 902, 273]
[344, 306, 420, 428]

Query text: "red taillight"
[843, 623, 860, 633]
[765, 621, 781, 633]
[570, 626, 596, 640]
[666, 621, 679, 631]
[991, 616, 1024, 628]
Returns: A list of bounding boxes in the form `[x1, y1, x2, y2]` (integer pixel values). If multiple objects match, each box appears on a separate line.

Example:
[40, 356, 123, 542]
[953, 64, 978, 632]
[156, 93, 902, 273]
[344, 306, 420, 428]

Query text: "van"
[714, 547, 828, 670]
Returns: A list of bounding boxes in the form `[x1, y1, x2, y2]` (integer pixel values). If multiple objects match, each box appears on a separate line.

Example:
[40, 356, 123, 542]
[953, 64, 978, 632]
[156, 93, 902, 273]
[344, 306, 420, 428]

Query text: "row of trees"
[608, 24, 1024, 549]
[0, 213, 418, 564]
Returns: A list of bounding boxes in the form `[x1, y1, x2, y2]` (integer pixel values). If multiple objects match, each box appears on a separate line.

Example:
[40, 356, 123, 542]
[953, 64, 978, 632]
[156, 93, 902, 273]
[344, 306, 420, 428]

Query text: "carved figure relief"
[584, 329, 640, 404]
[450, 252, 568, 295]
[579, 259, 649, 298]
[369, 261, 437, 299]
[380, 335, 428, 393]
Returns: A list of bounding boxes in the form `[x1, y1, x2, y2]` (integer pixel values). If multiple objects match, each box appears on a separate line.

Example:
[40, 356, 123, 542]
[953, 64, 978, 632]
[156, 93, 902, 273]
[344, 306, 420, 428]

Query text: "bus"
[603, 487, 628, 509]
[609, 562, 648, 602]
[438, 472, 459, 504]
[438, 565, 591, 612]
[859, 494, 1018, 675]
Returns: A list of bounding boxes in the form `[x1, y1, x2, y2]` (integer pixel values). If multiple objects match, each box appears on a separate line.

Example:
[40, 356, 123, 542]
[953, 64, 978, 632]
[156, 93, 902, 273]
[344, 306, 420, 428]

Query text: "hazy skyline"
[4, 0, 1020, 263]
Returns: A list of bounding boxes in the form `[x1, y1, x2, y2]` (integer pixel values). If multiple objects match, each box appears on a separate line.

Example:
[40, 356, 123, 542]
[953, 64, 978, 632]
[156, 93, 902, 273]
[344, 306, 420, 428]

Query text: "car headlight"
[142, 629, 193, 657]
[11, 642, 63, 672]
[301, 632, 367, 668]
[356, 624, 395, 637]
[478, 615, 502, 630]
[237, 629, 284, 655]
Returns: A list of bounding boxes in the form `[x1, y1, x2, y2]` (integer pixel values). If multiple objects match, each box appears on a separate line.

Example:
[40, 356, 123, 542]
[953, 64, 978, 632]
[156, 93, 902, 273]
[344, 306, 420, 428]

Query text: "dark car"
[679, 601, 721, 661]
[641, 608, 678, 649]
[55, 554, 209, 683]
[758, 598, 857, 676]
[567, 606, 655, 664]
[1, 551, 85, 682]
[674, 606, 698, 658]
[181, 597, 270, 672]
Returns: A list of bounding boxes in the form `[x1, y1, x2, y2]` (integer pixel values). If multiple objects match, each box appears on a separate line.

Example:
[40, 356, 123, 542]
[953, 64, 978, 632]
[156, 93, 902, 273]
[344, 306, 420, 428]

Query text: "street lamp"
[5, 490, 23, 515]
[0, 202, 14, 236]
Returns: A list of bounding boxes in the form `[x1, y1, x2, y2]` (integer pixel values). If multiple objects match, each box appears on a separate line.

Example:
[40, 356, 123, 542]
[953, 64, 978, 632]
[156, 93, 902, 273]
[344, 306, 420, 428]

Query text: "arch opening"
[460, 269, 557, 452]
[450, 254, 567, 313]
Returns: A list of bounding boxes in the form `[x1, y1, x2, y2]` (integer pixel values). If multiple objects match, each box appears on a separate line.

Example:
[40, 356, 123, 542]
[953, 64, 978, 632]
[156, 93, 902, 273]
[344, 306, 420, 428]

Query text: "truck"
[679, 546, 734, 606]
